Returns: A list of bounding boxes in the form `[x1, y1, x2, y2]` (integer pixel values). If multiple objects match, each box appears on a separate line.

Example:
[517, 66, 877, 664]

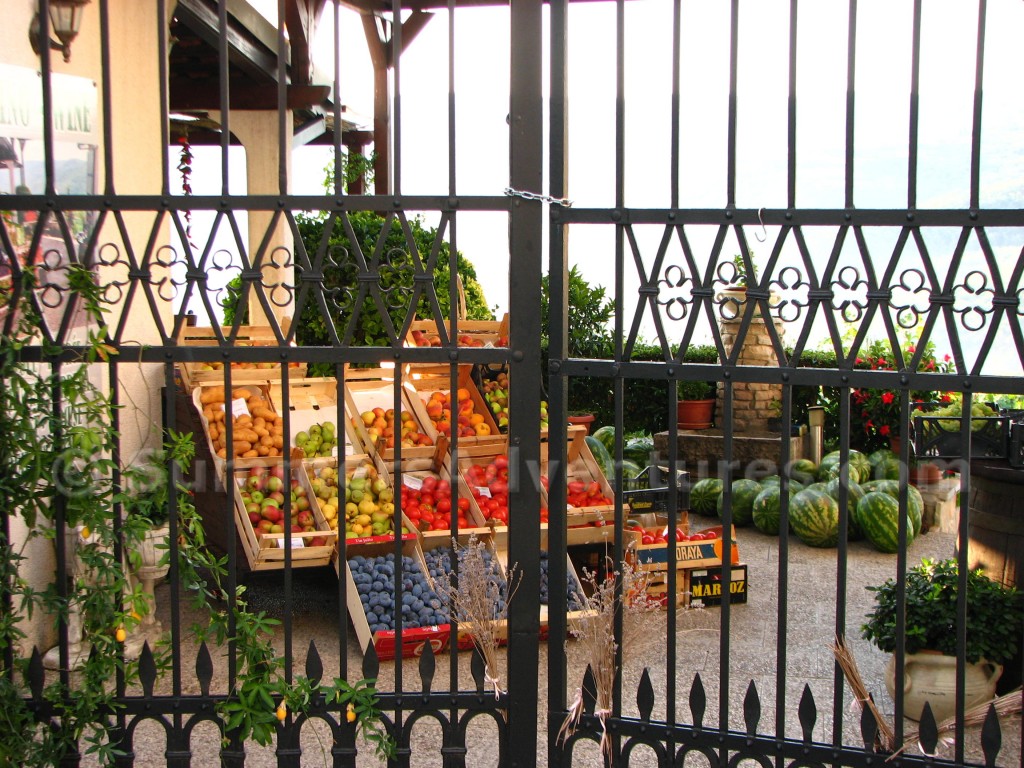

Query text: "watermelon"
[817, 450, 870, 484]
[716, 479, 762, 527]
[690, 478, 723, 516]
[619, 459, 642, 481]
[585, 435, 616, 482]
[873, 458, 902, 481]
[752, 485, 793, 535]
[856, 491, 911, 553]
[592, 425, 617, 455]
[623, 436, 655, 467]
[867, 448, 896, 468]
[825, 477, 866, 540]
[759, 474, 804, 492]
[786, 458, 818, 485]
[790, 488, 840, 548]
[860, 479, 923, 538]
[805, 482, 831, 495]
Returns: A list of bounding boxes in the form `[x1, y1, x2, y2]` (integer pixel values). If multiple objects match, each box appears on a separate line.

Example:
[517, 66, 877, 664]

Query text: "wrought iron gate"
[1, 1, 1022, 767]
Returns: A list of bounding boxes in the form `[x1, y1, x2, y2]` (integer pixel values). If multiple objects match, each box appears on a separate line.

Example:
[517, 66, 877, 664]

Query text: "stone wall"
[717, 313, 786, 433]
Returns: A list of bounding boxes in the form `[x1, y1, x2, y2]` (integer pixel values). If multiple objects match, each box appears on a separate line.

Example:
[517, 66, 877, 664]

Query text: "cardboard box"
[268, 378, 360, 460]
[686, 563, 749, 607]
[175, 323, 306, 392]
[231, 462, 338, 571]
[336, 537, 450, 661]
[630, 524, 738, 572]
[344, 368, 439, 464]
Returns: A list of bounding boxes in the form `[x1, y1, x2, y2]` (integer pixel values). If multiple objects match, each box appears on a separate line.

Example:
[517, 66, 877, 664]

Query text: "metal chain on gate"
[504, 187, 573, 207]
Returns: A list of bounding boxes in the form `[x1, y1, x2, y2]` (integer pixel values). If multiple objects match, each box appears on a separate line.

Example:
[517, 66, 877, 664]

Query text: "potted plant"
[862, 557, 1023, 722]
[766, 398, 783, 432]
[566, 409, 597, 434]
[677, 380, 716, 430]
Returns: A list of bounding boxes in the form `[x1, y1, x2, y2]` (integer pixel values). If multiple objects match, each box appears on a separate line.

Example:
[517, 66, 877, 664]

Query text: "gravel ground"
[76, 518, 1020, 767]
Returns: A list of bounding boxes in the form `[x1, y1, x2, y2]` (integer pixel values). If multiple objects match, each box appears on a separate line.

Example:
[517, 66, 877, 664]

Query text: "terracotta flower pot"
[566, 413, 595, 434]
[909, 463, 942, 486]
[677, 399, 715, 430]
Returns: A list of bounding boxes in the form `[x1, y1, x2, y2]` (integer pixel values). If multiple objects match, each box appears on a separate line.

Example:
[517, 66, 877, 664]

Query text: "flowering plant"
[849, 338, 954, 451]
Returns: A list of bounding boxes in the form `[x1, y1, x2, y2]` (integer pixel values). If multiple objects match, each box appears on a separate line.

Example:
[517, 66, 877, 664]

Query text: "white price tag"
[289, 538, 305, 549]
[352, 465, 369, 479]
[404, 476, 424, 491]
[476, 486, 492, 498]
[230, 398, 250, 419]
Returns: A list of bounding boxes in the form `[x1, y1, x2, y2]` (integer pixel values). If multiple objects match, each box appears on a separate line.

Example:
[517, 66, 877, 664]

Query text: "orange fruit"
[115, 627, 126, 643]
[276, 703, 287, 721]
[346, 703, 357, 723]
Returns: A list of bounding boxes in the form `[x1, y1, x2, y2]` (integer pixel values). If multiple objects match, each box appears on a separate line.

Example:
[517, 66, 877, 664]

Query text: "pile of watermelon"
[587, 426, 656, 484]
[686, 450, 922, 553]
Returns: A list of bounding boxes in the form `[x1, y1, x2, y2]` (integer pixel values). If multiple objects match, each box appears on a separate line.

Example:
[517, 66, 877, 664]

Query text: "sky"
[186, 0, 1024, 376]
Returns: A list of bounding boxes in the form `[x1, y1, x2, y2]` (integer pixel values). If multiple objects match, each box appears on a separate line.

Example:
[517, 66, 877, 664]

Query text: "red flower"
[881, 392, 894, 405]
[879, 424, 891, 436]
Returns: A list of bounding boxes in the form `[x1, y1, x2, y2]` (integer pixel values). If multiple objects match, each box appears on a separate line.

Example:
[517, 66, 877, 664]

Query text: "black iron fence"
[1, 1, 1022, 767]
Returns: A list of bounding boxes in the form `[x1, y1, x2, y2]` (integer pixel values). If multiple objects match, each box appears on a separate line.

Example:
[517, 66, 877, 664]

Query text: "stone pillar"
[717, 313, 785, 433]
[229, 111, 294, 329]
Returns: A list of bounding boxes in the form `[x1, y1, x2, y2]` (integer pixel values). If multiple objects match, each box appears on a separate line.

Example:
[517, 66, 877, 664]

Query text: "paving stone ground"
[93, 519, 1021, 767]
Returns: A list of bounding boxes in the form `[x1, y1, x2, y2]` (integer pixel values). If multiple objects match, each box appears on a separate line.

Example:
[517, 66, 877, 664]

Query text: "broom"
[830, 635, 896, 752]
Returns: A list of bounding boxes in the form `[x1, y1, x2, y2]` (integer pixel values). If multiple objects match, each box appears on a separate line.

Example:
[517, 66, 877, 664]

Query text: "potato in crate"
[193, 383, 283, 476]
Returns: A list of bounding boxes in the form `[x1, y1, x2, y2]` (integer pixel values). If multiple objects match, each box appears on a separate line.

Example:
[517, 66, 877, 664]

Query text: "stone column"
[717, 312, 785, 433]
[229, 111, 294, 330]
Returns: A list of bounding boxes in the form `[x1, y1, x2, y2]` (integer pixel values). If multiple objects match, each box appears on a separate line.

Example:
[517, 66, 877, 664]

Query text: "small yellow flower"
[346, 703, 357, 723]
[276, 703, 287, 721]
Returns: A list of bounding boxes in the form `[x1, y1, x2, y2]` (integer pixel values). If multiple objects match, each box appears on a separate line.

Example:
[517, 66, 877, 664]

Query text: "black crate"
[619, 465, 690, 514]
[686, 563, 748, 607]
[912, 414, 1008, 460]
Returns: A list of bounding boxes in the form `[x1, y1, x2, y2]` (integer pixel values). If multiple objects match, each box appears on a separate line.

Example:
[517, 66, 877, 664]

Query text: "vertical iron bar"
[217, 0, 231, 196]
[547, 0, 569, 763]
[333, 0, 344, 197]
[787, 0, 798, 209]
[392, 0, 402, 195]
[969, 1, 987, 211]
[719, 379, 734, 750]
[726, 0, 739, 207]
[163, 367, 183, 700]
[670, 0, 681, 210]
[833, 382, 854, 746]
[98, 0, 115, 196]
[336, 364, 349, 678]
[38, 0, 57, 197]
[893, 385, 908, 747]
[844, 0, 858, 208]
[907, 1, 922, 210]
[158, 0, 171, 197]
[955, 392, 973, 764]
[776, 381, 792, 739]
[508, 0, 544, 764]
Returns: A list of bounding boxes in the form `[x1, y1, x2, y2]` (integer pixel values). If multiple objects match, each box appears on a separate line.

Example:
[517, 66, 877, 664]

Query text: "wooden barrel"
[967, 460, 1024, 695]
[967, 461, 1024, 588]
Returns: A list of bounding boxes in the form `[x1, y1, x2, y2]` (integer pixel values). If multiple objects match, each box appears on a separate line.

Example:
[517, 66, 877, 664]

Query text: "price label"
[476, 486, 492, 498]
[230, 398, 250, 419]
[404, 476, 424, 490]
[289, 538, 305, 549]
[352, 465, 368, 479]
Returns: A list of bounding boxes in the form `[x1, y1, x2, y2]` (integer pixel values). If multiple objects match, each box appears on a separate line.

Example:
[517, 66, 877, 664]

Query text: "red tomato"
[421, 476, 437, 494]
[436, 497, 452, 515]
[457, 498, 470, 512]
[493, 455, 509, 471]
[436, 479, 451, 496]
[641, 534, 654, 545]
[420, 510, 435, 525]
[675, 529, 688, 542]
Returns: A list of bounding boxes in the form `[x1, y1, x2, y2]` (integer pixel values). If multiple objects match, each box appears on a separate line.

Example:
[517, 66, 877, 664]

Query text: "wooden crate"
[303, 454, 418, 546]
[336, 537, 451, 661]
[406, 365, 504, 448]
[344, 367, 439, 464]
[397, 460, 492, 541]
[192, 382, 282, 478]
[175, 323, 306, 391]
[541, 426, 629, 525]
[268, 378, 360, 459]
[455, 442, 516, 530]
[685, 563, 749, 607]
[231, 462, 338, 571]
[405, 314, 509, 348]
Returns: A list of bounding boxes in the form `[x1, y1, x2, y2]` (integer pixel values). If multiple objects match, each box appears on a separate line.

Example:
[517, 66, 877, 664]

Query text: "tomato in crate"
[402, 475, 473, 533]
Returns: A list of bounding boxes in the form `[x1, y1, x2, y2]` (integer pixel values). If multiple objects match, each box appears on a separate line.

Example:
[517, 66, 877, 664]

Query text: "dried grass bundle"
[830, 635, 895, 752]
[896, 687, 1023, 759]
[432, 535, 518, 698]
[558, 558, 710, 761]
